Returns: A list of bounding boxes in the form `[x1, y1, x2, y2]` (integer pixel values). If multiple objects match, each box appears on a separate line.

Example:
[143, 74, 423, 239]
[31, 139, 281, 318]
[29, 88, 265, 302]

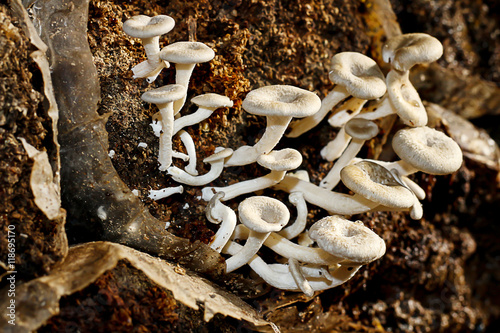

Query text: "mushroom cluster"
[124, 20, 463, 296]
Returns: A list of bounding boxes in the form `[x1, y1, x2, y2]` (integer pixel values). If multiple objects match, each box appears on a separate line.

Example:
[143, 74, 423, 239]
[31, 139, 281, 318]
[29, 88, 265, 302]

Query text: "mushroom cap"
[382, 33, 443, 72]
[392, 126, 463, 175]
[257, 148, 303, 171]
[203, 147, 234, 164]
[123, 15, 175, 39]
[238, 196, 290, 233]
[159, 41, 215, 64]
[241, 85, 321, 118]
[141, 84, 186, 104]
[191, 93, 233, 109]
[308, 215, 386, 264]
[340, 161, 415, 208]
[386, 70, 427, 127]
[329, 52, 387, 100]
[345, 118, 379, 140]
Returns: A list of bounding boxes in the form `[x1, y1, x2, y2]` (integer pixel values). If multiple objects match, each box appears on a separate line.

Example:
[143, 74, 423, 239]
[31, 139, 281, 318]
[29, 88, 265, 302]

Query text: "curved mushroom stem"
[327, 97, 366, 128]
[224, 115, 292, 167]
[402, 176, 426, 200]
[132, 36, 168, 82]
[167, 159, 224, 186]
[157, 102, 175, 171]
[173, 63, 196, 114]
[173, 106, 214, 136]
[287, 86, 349, 138]
[225, 230, 271, 273]
[273, 175, 379, 215]
[201, 170, 286, 201]
[232, 225, 341, 266]
[289, 258, 314, 297]
[205, 193, 237, 252]
[279, 192, 308, 239]
[223, 241, 362, 293]
[319, 138, 365, 190]
[178, 130, 198, 176]
[320, 127, 351, 161]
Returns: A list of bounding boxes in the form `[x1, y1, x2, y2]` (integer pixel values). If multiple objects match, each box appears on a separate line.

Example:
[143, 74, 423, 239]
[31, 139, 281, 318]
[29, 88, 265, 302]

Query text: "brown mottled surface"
[0, 4, 66, 284]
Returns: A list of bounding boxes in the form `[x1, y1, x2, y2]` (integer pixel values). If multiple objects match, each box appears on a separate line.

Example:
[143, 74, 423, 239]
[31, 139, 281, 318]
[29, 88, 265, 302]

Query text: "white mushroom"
[225, 196, 290, 273]
[202, 148, 302, 201]
[178, 130, 198, 176]
[159, 41, 215, 113]
[223, 241, 360, 293]
[287, 52, 386, 138]
[308, 215, 386, 265]
[167, 147, 233, 186]
[320, 118, 379, 190]
[224, 85, 321, 166]
[173, 93, 233, 135]
[288, 258, 314, 297]
[340, 161, 415, 209]
[141, 84, 185, 170]
[148, 185, 184, 200]
[122, 15, 175, 82]
[383, 33, 444, 72]
[205, 192, 237, 252]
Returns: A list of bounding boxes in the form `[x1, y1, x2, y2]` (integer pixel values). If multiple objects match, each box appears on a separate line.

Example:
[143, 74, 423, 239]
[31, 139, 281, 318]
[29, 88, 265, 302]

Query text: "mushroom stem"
[173, 106, 214, 135]
[225, 230, 271, 273]
[279, 192, 308, 239]
[273, 175, 379, 215]
[223, 241, 362, 293]
[287, 86, 349, 138]
[173, 63, 196, 114]
[205, 193, 237, 252]
[320, 127, 351, 161]
[224, 115, 292, 166]
[158, 102, 175, 171]
[167, 159, 223, 186]
[289, 258, 314, 297]
[148, 185, 184, 200]
[201, 170, 286, 201]
[179, 130, 198, 176]
[327, 97, 366, 128]
[319, 139, 365, 190]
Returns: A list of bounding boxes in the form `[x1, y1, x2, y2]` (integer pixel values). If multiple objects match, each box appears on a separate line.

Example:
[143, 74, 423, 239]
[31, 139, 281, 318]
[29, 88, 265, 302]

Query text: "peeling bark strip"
[33, 0, 224, 276]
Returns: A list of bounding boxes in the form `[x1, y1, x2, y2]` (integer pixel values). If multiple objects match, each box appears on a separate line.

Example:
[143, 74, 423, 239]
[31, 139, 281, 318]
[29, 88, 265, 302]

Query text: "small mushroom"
[340, 161, 415, 209]
[320, 118, 379, 190]
[287, 52, 386, 138]
[122, 15, 175, 82]
[159, 41, 215, 113]
[141, 84, 186, 170]
[202, 148, 302, 201]
[167, 147, 233, 186]
[148, 185, 184, 201]
[225, 196, 290, 273]
[391, 126, 463, 175]
[224, 85, 321, 166]
[173, 93, 233, 135]
[308, 215, 386, 265]
[205, 192, 237, 252]
[383, 33, 443, 72]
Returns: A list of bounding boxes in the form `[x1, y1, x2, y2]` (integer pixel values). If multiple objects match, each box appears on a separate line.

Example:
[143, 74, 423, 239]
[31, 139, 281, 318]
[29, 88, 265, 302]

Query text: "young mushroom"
[205, 192, 237, 252]
[382, 33, 444, 72]
[122, 15, 175, 82]
[159, 41, 215, 113]
[340, 161, 415, 210]
[173, 93, 233, 135]
[225, 196, 290, 273]
[167, 147, 233, 186]
[202, 148, 302, 201]
[287, 52, 386, 138]
[141, 84, 186, 171]
[320, 118, 379, 190]
[224, 85, 321, 166]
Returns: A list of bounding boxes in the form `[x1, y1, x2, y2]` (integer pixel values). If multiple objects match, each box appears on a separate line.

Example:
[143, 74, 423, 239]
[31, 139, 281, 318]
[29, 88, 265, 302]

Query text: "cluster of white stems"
[124, 16, 463, 296]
